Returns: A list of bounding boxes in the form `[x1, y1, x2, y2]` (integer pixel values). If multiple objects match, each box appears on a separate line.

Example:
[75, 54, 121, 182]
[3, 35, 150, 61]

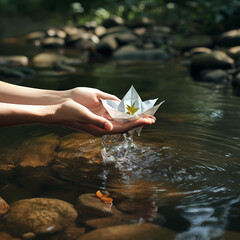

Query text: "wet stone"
[42, 37, 65, 48]
[4, 198, 78, 236]
[114, 45, 170, 61]
[33, 53, 82, 67]
[22, 232, 36, 240]
[26, 31, 45, 41]
[51, 224, 85, 240]
[77, 193, 113, 218]
[78, 223, 176, 240]
[190, 50, 234, 78]
[200, 69, 229, 84]
[228, 46, 240, 61]
[0, 232, 21, 240]
[0, 164, 15, 181]
[0, 197, 10, 217]
[0, 56, 29, 66]
[217, 29, 240, 47]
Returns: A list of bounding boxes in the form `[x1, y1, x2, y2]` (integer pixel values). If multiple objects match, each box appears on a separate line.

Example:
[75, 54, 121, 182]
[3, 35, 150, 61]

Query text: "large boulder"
[3, 198, 78, 236]
[190, 50, 234, 78]
[78, 223, 176, 240]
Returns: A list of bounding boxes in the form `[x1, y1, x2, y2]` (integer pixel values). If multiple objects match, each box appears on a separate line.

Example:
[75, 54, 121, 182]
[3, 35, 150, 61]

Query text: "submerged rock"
[0, 197, 10, 217]
[0, 232, 21, 240]
[4, 198, 78, 236]
[77, 193, 113, 218]
[78, 223, 176, 240]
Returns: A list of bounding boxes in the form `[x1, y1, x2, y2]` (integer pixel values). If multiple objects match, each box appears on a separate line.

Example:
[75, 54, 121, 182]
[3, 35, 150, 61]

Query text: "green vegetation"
[0, 0, 240, 35]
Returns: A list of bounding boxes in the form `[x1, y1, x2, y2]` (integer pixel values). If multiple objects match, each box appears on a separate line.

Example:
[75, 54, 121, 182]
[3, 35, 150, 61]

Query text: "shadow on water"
[1, 45, 240, 239]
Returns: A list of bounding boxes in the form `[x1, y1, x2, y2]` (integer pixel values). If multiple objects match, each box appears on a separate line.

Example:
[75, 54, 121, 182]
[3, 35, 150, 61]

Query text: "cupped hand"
[53, 100, 155, 136]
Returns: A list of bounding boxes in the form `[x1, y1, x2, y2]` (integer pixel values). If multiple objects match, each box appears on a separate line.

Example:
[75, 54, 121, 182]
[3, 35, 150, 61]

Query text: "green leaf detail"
[126, 101, 139, 115]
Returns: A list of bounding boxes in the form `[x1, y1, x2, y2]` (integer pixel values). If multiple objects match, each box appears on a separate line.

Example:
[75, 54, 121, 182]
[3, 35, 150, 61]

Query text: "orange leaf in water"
[100, 196, 113, 204]
[96, 190, 103, 199]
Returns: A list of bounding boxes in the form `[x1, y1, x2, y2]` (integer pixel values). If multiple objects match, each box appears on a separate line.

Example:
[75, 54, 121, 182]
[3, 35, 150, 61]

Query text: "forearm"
[0, 102, 57, 127]
[0, 81, 71, 105]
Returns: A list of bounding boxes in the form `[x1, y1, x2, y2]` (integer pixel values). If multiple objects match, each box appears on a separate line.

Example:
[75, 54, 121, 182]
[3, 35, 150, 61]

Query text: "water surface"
[1, 44, 240, 239]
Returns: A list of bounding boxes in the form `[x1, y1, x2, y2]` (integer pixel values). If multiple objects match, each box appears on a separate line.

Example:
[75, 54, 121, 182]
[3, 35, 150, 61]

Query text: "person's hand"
[68, 87, 120, 109]
[52, 100, 155, 136]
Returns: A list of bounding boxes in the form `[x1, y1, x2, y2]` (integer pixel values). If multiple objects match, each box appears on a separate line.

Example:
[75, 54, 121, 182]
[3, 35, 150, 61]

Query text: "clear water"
[1, 43, 240, 239]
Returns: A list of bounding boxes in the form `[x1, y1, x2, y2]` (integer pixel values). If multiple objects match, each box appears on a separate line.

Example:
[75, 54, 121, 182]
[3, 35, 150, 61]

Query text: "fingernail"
[104, 122, 112, 131]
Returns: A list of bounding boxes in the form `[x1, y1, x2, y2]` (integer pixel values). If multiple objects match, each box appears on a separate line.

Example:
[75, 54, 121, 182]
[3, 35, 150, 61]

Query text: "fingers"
[98, 91, 120, 102]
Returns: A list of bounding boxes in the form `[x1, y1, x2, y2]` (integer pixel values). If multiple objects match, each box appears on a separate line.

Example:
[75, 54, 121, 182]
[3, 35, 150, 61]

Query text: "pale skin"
[0, 81, 156, 136]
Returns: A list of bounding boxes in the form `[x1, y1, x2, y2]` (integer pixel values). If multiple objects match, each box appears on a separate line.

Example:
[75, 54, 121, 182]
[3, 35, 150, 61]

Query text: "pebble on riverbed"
[3, 198, 78, 236]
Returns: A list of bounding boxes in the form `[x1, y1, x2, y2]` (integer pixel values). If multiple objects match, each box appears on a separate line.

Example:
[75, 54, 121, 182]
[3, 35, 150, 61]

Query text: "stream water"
[1, 43, 240, 239]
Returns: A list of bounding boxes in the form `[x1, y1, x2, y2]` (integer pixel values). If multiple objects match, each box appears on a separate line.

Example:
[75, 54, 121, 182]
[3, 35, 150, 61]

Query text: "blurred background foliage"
[0, 0, 240, 35]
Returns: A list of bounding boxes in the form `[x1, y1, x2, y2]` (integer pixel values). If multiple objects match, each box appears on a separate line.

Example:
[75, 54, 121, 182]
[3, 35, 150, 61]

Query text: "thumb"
[87, 113, 113, 131]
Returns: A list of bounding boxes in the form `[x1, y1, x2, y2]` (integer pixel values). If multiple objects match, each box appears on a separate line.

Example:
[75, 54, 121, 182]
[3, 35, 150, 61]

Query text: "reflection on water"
[1, 49, 240, 238]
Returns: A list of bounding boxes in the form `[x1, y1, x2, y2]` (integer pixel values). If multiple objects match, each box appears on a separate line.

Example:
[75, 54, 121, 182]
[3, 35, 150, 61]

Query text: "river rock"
[0, 197, 10, 217]
[95, 26, 107, 37]
[200, 69, 229, 84]
[0, 164, 15, 181]
[184, 47, 212, 58]
[78, 223, 176, 240]
[190, 50, 234, 77]
[32, 53, 82, 67]
[22, 232, 36, 240]
[0, 56, 29, 66]
[114, 45, 170, 61]
[228, 46, 240, 61]
[42, 37, 65, 48]
[26, 31, 45, 41]
[0, 66, 25, 79]
[217, 29, 240, 47]
[76, 193, 113, 218]
[0, 183, 32, 203]
[96, 35, 118, 56]
[51, 224, 85, 240]
[174, 35, 213, 52]
[15, 134, 59, 192]
[4, 198, 78, 236]
[232, 72, 240, 94]
[127, 16, 154, 28]
[46, 28, 67, 39]
[102, 16, 124, 28]
[0, 232, 21, 240]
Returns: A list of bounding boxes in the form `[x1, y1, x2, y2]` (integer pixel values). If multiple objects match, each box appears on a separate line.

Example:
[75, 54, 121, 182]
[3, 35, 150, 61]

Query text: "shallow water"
[1, 44, 240, 239]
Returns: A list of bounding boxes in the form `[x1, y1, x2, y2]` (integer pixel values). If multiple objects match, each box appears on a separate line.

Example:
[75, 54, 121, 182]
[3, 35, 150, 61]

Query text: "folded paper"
[101, 85, 164, 123]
